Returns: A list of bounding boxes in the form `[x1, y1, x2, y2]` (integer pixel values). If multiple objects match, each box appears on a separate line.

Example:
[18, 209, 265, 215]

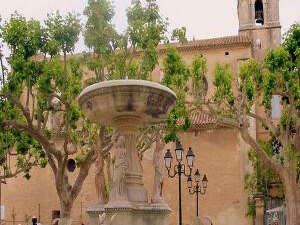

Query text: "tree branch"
[71, 148, 95, 200]
[0, 162, 38, 181]
[0, 120, 60, 157]
[1, 94, 33, 127]
[205, 101, 240, 128]
[240, 126, 283, 178]
[47, 152, 58, 176]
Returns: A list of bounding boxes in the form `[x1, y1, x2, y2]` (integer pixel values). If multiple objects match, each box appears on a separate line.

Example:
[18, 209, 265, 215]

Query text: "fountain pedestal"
[79, 80, 176, 225]
[114, 116, 147, 203]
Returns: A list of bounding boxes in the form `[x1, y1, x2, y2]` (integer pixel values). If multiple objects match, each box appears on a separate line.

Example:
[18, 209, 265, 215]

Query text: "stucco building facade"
[2, 1, 281, 225]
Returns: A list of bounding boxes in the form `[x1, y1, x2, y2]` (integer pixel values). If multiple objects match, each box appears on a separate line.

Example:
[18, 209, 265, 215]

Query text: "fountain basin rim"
[78, 79, 176, 105]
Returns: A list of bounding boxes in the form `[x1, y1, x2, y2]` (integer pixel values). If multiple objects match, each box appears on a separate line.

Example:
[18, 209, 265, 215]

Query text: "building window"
[271, 95, 281, 119]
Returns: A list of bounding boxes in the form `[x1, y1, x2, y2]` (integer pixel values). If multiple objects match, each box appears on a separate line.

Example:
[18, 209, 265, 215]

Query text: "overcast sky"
[1, 0, 300, 53]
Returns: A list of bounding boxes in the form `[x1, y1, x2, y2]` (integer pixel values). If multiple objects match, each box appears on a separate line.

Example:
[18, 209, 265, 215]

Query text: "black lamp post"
[187, 169, 208, 217]
[164, 142, 195, 225]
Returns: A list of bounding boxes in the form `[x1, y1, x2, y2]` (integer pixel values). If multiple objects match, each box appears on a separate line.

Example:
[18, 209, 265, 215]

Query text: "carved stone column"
[254, 193, 265, 225]
[114, 115, 148, 203]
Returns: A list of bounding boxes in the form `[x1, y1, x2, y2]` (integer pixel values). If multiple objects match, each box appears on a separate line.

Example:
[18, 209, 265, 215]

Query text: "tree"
[0, 14, 48, 183]
[0, 15, 7, 87]
[0, 0, 170, 224]
[171, 27, 187, 44]
[83, 0, 118, 82]
[0, 13, 114, 225]
[162, 47, 209, 142]
[204, 23, 300, 225]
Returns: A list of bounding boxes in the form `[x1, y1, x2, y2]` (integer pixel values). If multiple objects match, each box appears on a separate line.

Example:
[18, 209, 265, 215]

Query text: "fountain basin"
[78, 80, 176, 127]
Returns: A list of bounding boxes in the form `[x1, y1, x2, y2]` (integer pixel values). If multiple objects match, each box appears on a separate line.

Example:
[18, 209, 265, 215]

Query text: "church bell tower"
[238, 0, 281, 59]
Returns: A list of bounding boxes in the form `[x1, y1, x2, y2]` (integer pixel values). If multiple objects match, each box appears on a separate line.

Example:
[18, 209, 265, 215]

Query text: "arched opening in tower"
[255, 0, 264, 25]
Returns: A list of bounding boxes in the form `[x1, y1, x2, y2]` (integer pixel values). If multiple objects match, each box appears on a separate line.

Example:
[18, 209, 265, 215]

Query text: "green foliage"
[162, 48, 209, 142]
[162, 47, 191, 142]
[279, 110, 296, 134]
[171, 27, 187, 44]
[162, 47, 189, 88]
[127, 0, 167, 50]
[0, 98, 23, 122]
[239, 59, 262, 108]
[263, 45, 300, 110]
[191, 54, 207, 98]
[265, 47, 292, 73]
[213, 63, 234, 106]
[45, 12, 81, 54]
[0, 123, 47, 179]
[283, 23, 300, 62]
[0, 11, 89, 182]
[84, 0, 116, 56]
[83, 0, 167, 81]
[246, 199, 256, 217]
[2, 13, 42, 59]
[40, 27, 60, 57]
[126, 0, 168, 78]
[67, 105, 82, 129]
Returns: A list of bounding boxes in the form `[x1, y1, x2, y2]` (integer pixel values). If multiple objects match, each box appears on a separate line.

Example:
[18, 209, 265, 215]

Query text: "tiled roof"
[178, 111, 222, 130]
[189, 111, 219, 130]
[158, 35, 252, 53]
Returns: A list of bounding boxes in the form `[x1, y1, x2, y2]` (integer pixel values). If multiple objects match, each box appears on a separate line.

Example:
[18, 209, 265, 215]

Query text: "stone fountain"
[78, 80, 176, 225]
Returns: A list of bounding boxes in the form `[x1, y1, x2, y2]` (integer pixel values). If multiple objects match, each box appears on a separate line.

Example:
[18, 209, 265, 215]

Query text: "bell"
[255, 10, 264, 24]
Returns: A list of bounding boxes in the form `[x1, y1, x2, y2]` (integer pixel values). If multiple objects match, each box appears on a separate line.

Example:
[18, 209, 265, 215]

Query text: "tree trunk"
[55, 168, 74, 225]
[282, 170, 300, 225]
[59, 201, 73, 225]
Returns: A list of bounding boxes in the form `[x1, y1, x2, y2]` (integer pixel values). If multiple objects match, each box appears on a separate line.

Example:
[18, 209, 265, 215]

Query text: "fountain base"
[87, 203, 171, 225]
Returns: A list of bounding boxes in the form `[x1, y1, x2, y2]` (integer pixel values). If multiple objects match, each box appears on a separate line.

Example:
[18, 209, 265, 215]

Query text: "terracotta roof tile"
[189, 111, 220, 130]
[158, 35, 252, 52]
[178, 111, 221, 130]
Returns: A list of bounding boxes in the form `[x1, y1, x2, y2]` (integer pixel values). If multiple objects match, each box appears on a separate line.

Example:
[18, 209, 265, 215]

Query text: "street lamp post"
[187, 169, 208, 217]
[164, 142, 195, 225]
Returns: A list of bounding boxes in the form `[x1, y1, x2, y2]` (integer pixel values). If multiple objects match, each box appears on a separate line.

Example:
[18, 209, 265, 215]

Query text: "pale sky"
[1, 0, 300, 53]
